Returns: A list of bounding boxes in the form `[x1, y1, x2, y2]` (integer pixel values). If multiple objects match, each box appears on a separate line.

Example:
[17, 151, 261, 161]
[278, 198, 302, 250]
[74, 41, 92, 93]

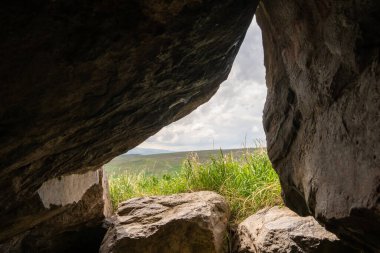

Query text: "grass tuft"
[108, 149, 282, 223]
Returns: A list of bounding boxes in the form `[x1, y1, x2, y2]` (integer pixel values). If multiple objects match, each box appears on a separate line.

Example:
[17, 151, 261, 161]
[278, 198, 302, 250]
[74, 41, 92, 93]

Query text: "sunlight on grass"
[108, 149, 282, 223]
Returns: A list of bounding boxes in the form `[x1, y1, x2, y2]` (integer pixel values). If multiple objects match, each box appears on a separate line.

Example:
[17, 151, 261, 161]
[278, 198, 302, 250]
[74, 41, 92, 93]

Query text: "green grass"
[107, 149, 282, 223]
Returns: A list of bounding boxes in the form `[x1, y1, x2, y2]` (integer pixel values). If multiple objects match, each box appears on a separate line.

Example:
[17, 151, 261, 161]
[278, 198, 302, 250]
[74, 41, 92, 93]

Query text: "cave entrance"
[103, 16, 277, 217]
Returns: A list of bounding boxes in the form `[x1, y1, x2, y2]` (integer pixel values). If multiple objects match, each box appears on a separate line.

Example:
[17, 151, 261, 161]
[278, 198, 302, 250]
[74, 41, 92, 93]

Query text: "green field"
[107, 148, 282, 223]
[104, 148, 256, 176]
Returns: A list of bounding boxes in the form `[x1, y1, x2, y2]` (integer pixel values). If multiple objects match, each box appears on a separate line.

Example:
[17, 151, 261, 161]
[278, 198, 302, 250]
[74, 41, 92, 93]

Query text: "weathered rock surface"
[100, 191, 230, 253]
[235, 206, 357, 253]
[257, 0, 380, 250]
[0, 168, 112, 253]
[2, 0, 379, 251]
[0, 0, 257, 248]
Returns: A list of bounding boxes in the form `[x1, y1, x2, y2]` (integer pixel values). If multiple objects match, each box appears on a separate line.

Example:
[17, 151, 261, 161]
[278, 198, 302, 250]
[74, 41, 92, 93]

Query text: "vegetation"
[104, 148, 255, 177]
[107, 149, 282, 223]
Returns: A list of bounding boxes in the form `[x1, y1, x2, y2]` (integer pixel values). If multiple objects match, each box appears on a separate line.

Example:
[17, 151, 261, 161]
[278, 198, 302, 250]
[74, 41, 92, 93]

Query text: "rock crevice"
[1, 0, 379, 251]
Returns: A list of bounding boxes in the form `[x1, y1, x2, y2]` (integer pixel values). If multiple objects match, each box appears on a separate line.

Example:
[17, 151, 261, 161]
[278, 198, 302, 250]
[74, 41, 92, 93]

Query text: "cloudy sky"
[135, 17, 266, 152]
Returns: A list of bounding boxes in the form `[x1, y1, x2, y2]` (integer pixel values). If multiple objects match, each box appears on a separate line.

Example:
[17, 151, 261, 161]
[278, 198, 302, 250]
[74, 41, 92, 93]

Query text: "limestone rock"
[256, 0, 380, 250]
[0, 168, 112, 253]
[235, 206, 357, 253]
[100, 191, 230, 253]
[0, 0, 257, 246]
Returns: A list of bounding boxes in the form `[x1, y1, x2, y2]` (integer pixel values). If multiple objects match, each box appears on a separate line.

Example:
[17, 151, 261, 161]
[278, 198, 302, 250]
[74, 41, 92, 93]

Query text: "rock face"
[100, 191, 230, 253]
[0, 0, 257, 248]
[0, 168, 112, 253]
[2, 0, 379, 251]
[235, 206, 357, 253]
[256, 0, 380, 250]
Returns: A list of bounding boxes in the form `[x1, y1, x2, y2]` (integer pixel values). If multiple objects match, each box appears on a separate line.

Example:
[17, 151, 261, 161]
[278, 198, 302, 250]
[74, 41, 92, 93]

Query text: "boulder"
[0, 168, 112, 253]
[100, 191, 230, 253]
[235, 206, 357, 253]
[256, 0, 380, 250]
[0, 0, 257, 246]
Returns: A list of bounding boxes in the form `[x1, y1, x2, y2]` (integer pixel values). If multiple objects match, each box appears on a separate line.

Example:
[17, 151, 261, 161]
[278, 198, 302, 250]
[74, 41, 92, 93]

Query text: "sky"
[134, 17, 266, 152]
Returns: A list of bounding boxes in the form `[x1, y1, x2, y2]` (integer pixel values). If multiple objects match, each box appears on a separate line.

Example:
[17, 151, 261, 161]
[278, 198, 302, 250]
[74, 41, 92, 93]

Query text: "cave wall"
[256, 0, 380, 251]
[0, 0, 258, 249]
[0, 168, 111, 252]
[1, 0, 379, 251]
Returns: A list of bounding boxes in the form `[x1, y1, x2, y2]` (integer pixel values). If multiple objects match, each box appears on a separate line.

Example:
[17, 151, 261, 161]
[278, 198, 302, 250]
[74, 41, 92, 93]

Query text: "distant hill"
[105, 148, 256, 177]
[125, 147, 173, 155]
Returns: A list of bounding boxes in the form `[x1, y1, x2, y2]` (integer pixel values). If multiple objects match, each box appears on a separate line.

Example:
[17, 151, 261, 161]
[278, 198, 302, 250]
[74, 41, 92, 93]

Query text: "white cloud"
[138, 17, 266, 151]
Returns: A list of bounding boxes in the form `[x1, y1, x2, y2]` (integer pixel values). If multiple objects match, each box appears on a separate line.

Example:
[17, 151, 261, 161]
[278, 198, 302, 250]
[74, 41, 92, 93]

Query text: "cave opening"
[103, 16, 277, 219]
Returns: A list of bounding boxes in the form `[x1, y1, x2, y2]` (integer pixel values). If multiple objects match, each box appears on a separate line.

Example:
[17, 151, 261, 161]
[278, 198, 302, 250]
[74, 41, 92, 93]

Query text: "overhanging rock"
[0, 0, 258, 248]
